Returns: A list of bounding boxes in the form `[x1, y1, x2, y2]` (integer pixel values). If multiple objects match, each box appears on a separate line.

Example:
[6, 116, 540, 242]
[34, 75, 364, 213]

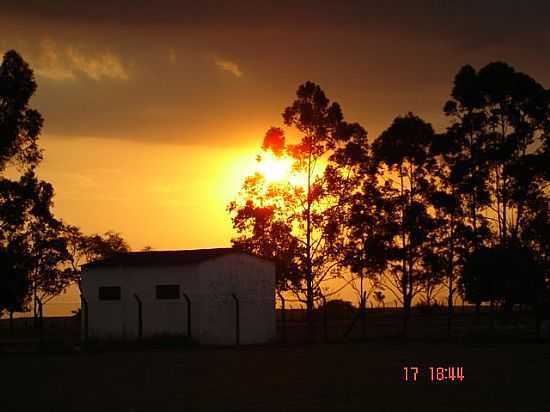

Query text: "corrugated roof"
[82, 247, 261, 269]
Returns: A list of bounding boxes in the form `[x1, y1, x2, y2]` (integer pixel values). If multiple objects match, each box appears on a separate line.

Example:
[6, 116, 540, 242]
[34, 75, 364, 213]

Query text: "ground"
[2, 341, 550, 412]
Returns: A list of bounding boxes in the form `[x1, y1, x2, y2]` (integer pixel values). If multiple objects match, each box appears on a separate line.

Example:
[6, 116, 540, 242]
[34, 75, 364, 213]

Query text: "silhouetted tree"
[85, 230, 131, 260]
[327, 141, 389, 307]
[226, 62, 549, 340]
[0, 172, 73, 319]
[521, 199, 549, 281]
[0, 237, 30, 315]
[229, 175, 303, 294]
[461, 246, 542, 311]
[429, 130, 479, 331]
[476, 62, 549, 247]
[322, 126, 387, 337]
[1, 172, 74, 319]
[371, 113, 438, 333]
[0, 51, 91, 317]
[229, 82, 366, 336]
[0, 50, 43, 172]
[0, 50, 49, 316]
[418, 245, 445, 307]
[446, 62, 550, 316]
[64, 226, 131, 289]
[519, 182, 550, 336]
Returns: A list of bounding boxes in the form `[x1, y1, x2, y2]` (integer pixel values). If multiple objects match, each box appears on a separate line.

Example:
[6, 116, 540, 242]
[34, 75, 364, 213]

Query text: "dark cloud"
[2, 1, 549, 146]
[6, 1, 550, 36]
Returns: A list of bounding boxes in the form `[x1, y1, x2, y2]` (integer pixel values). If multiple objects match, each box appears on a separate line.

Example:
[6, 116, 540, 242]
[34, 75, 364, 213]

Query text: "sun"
[257, 152, 293, 183]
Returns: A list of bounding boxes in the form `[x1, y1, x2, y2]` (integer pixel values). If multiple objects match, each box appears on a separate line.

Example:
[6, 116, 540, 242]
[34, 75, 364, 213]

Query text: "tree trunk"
[447, 211, 455, 337]
[403, 293, 411, 337]
[306, 275, 314, 340]
[305, 150, 314, 341]
[447, 287, 453, 336]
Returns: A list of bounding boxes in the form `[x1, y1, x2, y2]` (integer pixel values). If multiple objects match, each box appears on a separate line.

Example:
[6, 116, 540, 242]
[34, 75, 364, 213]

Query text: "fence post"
[277, 291, 286, 343]
[361, 291, 367, 340]
[133, 294, 143, 339]
[231, 293, 240, 345]
[344, 301, 361, 339]
[33, 292, 37, 328]
[322, 295, 328, 342]
[36, 297, 44, 349]
[80, 294, 89, 344]
[182, 292, 192, 339]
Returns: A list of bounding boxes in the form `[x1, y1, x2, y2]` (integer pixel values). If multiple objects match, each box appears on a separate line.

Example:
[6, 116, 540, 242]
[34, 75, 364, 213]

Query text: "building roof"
[83, 247, 268, 269]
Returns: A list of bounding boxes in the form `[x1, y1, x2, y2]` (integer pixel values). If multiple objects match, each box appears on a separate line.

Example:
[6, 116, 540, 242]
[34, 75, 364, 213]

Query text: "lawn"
[2, 340, 550, 412]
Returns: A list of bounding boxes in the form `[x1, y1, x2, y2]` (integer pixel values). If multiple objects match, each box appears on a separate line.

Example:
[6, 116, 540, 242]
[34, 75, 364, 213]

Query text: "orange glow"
[256, 152, 294, 183]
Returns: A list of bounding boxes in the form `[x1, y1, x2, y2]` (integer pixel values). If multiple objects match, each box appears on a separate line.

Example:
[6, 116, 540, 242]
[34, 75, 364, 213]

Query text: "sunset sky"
[2, 1, 550, 308]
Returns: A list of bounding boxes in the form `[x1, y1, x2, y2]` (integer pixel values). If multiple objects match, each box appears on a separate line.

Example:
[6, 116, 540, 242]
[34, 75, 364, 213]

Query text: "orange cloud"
[32, 39, 128, 81]
[215, 58, 243, 77]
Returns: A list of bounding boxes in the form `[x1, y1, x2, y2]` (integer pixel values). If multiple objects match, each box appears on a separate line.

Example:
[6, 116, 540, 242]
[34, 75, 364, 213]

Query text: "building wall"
[81, 253, 275, 344]
[198, 253, 275, 344]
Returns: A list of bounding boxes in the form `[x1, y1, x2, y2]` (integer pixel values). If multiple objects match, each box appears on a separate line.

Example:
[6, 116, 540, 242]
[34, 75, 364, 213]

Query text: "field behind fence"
[0, 302, 543, 353]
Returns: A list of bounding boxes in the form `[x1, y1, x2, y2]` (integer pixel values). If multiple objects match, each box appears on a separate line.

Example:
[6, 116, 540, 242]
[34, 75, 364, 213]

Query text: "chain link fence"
[0, 302, 81, 352]
[1, 297, 548, 352]
[275, 296, 547, 343]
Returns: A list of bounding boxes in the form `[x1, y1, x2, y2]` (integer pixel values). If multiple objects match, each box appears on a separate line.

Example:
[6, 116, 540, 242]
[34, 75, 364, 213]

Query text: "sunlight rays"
[256, 152, 293, 183]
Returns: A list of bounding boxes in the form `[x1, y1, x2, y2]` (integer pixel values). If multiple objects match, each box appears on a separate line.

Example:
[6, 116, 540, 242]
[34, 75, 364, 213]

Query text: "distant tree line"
[229, 62, 550, 336]
[0, 50, 130, 319]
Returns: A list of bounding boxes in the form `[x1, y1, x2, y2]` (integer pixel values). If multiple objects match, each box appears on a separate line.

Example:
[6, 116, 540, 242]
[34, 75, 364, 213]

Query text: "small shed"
[80, 248, 275, 344]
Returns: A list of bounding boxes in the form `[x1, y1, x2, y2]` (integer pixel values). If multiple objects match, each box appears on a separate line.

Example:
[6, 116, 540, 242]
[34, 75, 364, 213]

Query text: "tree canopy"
[0, 50, 130, 316]
[229, 62, 550, 334]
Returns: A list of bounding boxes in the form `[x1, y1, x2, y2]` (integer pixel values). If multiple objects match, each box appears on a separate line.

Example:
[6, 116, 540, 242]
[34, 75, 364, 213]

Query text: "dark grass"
[1, 309, 550, 412]
[2, 341, 550, 412]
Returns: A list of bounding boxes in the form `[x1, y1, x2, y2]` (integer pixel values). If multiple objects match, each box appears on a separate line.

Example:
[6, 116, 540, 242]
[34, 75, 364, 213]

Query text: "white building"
[80, 248, 276, 345]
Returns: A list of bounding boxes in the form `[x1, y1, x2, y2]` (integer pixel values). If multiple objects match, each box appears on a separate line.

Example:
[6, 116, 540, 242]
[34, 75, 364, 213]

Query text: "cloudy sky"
[2, 0, 550, 257]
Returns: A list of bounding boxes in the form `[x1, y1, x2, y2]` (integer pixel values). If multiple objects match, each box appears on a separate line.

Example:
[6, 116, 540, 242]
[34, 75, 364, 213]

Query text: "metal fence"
[0, 301, 81, 352]
[279, 307, 548, 343]
[1, 298, 548, 353]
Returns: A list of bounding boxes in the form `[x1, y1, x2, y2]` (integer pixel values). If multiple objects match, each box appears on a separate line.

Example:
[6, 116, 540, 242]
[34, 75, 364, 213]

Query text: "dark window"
[156, 284, 180, 300]
[99, 286, 121, 300]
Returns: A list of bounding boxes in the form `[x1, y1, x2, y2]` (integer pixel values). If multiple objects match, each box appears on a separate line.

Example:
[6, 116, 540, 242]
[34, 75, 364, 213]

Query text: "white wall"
[198, 253, 275, 344]
[81, 263, 199, 340]
[81, 252, 275, 344]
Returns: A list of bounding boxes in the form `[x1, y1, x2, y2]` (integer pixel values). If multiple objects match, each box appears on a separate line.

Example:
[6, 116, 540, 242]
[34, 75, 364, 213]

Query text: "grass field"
[1, 310, 549, 412]
[2, 340, 550, 412]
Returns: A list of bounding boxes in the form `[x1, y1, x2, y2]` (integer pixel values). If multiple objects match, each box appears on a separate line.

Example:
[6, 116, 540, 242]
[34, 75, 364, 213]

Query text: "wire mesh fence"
[275, 299, 547, 343]
[0, 299, 547, 353]
[0, 302, 81, 352]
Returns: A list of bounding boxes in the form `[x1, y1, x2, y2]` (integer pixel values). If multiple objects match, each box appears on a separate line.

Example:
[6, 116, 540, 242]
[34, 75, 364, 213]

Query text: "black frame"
[156, 284, 180, 300]
[98, 286, 121, 300]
